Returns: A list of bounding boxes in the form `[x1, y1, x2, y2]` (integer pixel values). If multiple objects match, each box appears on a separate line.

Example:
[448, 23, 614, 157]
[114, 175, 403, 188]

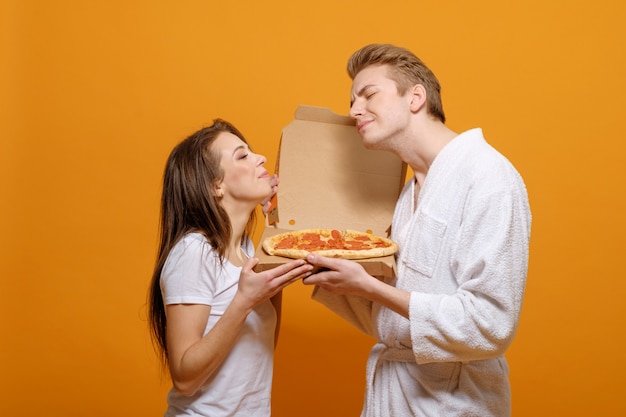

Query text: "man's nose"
[349, 101, 362, 119]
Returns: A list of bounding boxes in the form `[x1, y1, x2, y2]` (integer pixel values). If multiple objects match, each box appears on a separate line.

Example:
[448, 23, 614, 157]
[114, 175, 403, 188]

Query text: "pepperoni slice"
[303, 233, 321, 241]
[346, 240, 366, 249]
[276, 237, 297, 249]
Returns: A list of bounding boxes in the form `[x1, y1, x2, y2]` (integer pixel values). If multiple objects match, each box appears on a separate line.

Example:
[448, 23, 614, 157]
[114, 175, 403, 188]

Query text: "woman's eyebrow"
[231, 144, 248, 156]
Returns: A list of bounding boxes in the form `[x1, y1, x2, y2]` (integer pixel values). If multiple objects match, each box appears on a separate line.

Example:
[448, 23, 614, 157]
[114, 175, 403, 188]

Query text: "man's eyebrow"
[350, 84, 374, 106]
[357, 84, 374, 95]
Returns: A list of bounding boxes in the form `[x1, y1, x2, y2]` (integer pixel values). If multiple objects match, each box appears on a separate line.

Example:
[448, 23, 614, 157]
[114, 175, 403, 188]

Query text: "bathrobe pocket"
[407, 361, 461, 393]
[402, 211, 447, 278]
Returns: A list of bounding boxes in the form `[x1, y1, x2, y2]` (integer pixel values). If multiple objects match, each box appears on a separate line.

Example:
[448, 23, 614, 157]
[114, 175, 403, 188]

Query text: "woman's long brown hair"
[147, 119, 256, 368]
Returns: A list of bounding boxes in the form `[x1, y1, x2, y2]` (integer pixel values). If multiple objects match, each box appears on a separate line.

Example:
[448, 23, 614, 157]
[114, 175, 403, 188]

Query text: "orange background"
[2, 1, 625, 416]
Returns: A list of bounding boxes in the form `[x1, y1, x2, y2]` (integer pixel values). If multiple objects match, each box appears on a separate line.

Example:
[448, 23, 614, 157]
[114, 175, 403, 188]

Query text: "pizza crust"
[262, 228, 398, 260]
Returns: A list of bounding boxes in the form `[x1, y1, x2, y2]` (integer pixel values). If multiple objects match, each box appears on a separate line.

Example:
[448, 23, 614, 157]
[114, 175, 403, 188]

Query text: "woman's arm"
[165, 295, 253, 396]
[270, 291, 282, 348]
[166, 258, 311, 396]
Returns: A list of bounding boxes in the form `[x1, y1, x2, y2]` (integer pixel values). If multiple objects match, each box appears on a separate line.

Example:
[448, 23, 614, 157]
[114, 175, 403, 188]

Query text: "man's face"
[349, 65, 413, 150]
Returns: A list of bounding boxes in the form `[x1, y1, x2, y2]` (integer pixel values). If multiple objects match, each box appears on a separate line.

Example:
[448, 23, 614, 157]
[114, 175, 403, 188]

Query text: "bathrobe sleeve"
[311, 286, 375, 336]
[409, 179, 531, 363]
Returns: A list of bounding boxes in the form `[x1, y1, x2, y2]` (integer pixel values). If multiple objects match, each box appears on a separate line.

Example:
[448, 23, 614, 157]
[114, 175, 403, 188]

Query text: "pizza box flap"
[266, 105, 407, 234]
[254, 105, 406, 279]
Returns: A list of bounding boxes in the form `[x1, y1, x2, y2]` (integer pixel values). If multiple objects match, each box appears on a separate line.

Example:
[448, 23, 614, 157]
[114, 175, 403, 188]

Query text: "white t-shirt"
[161, 233, 276, 417]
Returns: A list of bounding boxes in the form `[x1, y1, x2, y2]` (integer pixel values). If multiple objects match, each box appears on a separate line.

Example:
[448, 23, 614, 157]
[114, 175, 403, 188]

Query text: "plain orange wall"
[2, 1, 625, 416]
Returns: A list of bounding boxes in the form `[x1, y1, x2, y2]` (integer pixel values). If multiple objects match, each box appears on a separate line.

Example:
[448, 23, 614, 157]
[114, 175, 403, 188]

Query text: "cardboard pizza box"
[253, 105, 407, 278]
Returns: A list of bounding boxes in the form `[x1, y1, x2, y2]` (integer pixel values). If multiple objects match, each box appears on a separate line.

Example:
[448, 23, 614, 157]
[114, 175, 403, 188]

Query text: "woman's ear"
[212, 180, 224, 199]
[409, 84, 427, 113]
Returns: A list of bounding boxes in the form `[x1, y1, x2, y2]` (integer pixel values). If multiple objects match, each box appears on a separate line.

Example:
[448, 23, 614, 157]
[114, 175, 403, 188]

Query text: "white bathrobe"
[313, 129, 531, 417]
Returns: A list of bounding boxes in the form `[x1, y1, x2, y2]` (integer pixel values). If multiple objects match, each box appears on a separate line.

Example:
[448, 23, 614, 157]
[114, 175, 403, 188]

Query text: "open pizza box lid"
[254, 105, 407, 278]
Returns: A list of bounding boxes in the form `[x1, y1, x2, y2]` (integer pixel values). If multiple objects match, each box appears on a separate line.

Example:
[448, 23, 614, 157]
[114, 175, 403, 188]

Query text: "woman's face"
[212, 131, 272, 207]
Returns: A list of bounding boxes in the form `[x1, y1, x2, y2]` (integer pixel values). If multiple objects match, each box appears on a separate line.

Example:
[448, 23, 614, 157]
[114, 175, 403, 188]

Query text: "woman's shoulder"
[180, 232, 209, 245]
[168, 232, 216, 262]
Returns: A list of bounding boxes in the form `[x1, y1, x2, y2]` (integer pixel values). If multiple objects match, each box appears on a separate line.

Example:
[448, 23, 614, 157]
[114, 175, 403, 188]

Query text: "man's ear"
[409, 84, 427, 113]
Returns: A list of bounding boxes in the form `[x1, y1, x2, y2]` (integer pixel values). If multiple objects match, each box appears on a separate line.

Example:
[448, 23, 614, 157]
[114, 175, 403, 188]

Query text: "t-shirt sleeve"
[160, 235, 217, 306]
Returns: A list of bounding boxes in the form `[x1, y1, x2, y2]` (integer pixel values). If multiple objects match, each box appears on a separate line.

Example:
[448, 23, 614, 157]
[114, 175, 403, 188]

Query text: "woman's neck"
[226, 243, 248, 267]
[226, 222, 248, 267]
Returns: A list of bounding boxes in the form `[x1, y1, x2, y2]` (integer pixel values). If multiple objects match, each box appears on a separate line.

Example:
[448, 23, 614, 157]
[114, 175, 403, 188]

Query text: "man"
[302, 44, 531, 417]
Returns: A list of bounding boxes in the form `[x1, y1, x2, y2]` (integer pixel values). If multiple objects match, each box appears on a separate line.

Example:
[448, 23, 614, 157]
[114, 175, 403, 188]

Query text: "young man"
[302, 44, 531, 417]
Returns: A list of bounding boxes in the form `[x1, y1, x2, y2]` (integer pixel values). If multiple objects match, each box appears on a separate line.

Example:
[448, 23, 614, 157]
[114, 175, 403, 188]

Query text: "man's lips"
[357, 120, 372, 132]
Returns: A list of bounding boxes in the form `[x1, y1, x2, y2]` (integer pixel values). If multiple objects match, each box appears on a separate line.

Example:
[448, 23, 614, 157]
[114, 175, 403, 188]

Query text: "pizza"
[262, 228, 398, 260]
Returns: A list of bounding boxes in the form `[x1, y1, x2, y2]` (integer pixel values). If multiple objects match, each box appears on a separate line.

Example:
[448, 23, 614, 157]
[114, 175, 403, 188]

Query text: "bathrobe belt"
[363, 343, 415, 417]
[372, 342, 415, 362]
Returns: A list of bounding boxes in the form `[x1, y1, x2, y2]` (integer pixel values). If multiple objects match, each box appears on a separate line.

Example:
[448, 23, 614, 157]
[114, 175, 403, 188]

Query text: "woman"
[148, 119, 312, 416]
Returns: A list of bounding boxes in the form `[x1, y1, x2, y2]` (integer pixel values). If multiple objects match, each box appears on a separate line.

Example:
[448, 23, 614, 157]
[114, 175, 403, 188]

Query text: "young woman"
[148, 119, 312, 416]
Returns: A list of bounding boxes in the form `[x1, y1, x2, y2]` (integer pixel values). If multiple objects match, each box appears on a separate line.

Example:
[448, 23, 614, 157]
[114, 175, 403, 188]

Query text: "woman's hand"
[236, 257, 312, 309]
[261, 174, 279, 215]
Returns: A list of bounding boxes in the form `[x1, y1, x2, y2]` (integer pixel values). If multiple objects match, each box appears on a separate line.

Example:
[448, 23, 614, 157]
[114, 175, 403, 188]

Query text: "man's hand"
[301, 253, 373, 297]
[302, 253, 410, 318]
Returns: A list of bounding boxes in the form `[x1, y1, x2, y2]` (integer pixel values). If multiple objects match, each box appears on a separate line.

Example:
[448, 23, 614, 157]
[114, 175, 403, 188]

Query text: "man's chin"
[361, 136, 382, 150]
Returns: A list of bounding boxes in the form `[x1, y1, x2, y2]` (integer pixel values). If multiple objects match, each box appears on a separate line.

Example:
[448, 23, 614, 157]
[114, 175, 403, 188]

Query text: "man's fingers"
[306, 253, 344, 270]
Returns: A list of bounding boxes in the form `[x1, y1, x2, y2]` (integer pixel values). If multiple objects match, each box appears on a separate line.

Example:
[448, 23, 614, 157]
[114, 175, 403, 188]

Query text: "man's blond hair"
[347, 44, 446, 123]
